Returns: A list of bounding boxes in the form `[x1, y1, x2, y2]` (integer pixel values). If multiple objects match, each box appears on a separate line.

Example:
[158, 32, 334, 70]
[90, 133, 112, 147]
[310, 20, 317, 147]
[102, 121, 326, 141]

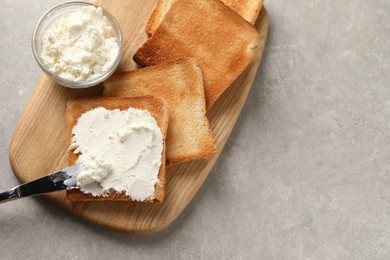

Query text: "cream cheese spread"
[41, 6, 119, 81]
[69, 107, 163, 201]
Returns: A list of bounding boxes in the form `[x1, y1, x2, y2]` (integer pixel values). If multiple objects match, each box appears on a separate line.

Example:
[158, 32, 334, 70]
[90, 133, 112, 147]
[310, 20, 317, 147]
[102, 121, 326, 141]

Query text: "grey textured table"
[1, 0, 389, 259]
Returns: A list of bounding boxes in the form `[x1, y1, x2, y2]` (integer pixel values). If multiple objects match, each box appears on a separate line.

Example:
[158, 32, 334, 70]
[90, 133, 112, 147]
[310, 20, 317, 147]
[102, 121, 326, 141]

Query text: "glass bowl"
[32, 1, 123, 88]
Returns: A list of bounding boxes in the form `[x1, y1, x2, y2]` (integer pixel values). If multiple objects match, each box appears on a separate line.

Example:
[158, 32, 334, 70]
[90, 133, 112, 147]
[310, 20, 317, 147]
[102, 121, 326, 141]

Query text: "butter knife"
[0, 164, 83, 204]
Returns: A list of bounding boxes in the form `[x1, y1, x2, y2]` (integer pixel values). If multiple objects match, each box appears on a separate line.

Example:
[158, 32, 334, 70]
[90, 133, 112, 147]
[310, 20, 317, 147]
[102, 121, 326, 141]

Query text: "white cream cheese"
[70, 107, 163, 201]
[41, 6, 119, 81]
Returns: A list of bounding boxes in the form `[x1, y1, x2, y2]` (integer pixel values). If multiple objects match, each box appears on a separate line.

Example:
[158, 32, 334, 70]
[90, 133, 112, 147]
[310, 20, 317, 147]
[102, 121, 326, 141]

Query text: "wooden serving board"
[9, 0, 268, 233]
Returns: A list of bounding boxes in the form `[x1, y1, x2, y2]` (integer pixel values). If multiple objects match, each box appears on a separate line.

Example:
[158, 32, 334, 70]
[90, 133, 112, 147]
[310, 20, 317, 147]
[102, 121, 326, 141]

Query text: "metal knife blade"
[0, 164, 83, 205]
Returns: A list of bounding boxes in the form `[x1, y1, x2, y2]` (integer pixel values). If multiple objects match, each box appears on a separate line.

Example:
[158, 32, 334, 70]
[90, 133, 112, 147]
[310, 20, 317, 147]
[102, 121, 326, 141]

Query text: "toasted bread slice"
[146, 0, 263, 35]
[104, 59, 217, 165]
[66, 96, 169, 202]
[134, 0, 260, 109]
[225, 0, 264, 24]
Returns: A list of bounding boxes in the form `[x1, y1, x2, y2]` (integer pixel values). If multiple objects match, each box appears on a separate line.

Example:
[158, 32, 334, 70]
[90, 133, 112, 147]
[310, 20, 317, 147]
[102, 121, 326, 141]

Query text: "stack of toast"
[66, 0, 263, 203]
[134, 0, 261, 109]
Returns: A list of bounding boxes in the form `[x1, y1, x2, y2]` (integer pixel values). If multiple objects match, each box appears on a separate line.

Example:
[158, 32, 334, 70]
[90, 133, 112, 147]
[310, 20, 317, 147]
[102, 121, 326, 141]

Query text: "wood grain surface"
[9, 0, 268, 233]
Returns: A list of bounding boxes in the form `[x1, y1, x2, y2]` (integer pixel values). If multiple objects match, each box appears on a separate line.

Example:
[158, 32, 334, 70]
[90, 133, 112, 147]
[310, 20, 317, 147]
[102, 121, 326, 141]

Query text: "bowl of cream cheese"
[32, 1, 123, 88]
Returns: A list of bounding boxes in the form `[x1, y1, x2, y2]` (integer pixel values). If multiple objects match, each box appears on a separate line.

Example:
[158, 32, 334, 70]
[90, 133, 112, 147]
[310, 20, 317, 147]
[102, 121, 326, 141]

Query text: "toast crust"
[66, 96, 169, 202]
[134, 0, 260, 110]
[104, 59, 217, 165]
[146, 0, 175, 36]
